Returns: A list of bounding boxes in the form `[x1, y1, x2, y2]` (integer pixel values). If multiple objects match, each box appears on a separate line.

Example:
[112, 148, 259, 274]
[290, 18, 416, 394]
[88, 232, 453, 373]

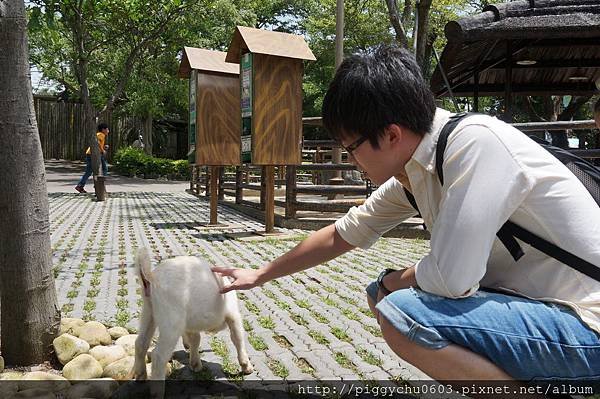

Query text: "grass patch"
[295, 299, 311, 309]
[273, 335, 292, 348]
[308, 330, 329, 345]
[295, 358, 315, 377]
[333, 352, 355, 371]
[310, 310, 329, 324]
[83, 300, 96, 313]
[364, 325, 383, 338]
[357, 347, 382, 367]
[267, 359, 289, 378]
[330, 327, 352, 343]
[289, 313, 308, 327]
[257, 316, 276, 330]
[66, 290, 78, 299]
[341, 308, 360, 321]
[242, 319, 253, 332]
[248, 333, 268, 351]
[244, 301, 260, 315]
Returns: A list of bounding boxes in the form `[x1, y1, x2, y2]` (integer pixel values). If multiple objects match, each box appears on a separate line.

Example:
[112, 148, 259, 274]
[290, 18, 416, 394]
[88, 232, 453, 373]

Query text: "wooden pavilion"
[430, 0, 600, 121]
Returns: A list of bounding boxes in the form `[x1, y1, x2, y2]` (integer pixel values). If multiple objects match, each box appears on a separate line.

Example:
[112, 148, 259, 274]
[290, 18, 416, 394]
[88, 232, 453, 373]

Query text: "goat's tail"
[135, 247, 153, 298]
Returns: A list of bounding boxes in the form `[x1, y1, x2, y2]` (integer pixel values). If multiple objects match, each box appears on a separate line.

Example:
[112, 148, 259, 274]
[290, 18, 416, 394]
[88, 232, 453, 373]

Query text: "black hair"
[322, 44, 436, 148]
[98, 123, 109, 132]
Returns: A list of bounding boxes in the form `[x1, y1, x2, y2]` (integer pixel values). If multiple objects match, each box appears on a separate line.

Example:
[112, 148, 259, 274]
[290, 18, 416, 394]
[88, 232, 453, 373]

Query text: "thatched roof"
[430, 0, 600, 97]
[178, 47, 239, 78]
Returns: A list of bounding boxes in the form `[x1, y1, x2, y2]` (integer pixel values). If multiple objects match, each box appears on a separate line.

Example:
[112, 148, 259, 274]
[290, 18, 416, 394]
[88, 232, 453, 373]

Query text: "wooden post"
[285, 165, 297, 218]
[94, 176, 107, 201]
[260, 166, 267, 211]
[210, 166, 218, 225]
[235, 166, 243, 204]
[504, 40, 513, 123]
[264, 165, 275, 233]
[218, 167, 225, 200]
[205, 167, 210, 197]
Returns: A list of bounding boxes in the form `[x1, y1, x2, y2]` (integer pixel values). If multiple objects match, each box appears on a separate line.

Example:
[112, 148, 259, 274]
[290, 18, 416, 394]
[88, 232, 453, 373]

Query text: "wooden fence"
[34, 95, 142, 161]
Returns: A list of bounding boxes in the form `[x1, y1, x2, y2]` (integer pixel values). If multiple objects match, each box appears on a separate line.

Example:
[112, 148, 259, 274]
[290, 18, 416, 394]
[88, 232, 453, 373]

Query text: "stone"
[0, 371, 23, 380]
[115, 334, 138, 356]
[102, 356, 135, 381]
[77, 321, 112, 347]
[60, 317, 86, 336]
[63, 354, 104, 380]
[64, 378, 119, 399]
[20, 372, 70, 392]
[14, 388, 55, 399]
[53, 333, 90, 365]
[108, 326, 129, 340]
[89, 345, 127, 368]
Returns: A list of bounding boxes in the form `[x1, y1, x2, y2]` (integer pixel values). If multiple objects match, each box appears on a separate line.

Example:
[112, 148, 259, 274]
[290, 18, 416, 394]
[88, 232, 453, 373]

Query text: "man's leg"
[76, 155, 92, 190]
[367, 294, 511, 380]
[366, 283, 600, 382]
[101, 156, 108, 176]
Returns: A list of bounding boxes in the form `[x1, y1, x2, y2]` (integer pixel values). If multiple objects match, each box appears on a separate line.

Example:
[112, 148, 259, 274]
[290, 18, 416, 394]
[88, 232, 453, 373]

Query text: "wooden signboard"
[226, 26, 315, 166]
[178, 47, 240, 166]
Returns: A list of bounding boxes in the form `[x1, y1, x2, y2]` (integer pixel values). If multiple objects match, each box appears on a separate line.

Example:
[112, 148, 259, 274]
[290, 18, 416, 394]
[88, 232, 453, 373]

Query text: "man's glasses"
[341, 136, 368, 156]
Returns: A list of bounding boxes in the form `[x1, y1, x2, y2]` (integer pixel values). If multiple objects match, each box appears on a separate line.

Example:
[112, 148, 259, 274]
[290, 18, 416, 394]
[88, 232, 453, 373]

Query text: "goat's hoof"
[190, 359, 203, 372]
[241, 363, 254, 375]
[132, 370, 148, 380]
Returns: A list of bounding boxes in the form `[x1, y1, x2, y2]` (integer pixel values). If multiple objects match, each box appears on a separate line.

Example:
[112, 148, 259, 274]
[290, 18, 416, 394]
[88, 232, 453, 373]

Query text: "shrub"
[113, 147, 191, 180]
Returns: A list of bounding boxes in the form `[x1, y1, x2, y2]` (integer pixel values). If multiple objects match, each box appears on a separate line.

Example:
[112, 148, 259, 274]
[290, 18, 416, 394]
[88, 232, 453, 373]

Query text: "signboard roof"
[225, 26, 316, 63]
[178, 47, 239, 78]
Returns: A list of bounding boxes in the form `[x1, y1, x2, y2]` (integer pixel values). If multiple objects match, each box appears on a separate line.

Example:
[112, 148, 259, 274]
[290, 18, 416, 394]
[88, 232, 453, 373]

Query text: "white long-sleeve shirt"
[335, 108, 600, 334]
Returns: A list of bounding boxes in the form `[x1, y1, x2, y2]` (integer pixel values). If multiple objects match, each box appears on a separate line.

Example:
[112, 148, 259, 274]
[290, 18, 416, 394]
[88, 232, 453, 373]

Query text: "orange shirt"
[85, 132, 106, 155]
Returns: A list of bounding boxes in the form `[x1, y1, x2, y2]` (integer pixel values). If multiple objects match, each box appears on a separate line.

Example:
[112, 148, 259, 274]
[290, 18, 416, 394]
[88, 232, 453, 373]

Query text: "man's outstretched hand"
[212, 266, 265, 293]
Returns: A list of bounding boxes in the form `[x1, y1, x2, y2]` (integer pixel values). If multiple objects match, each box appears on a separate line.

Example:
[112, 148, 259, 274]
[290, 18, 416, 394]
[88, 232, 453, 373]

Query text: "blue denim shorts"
[366, 282, 600, 381]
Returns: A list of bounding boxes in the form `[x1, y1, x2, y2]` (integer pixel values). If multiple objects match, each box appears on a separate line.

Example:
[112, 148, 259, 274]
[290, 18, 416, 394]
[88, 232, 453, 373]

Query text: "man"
[75, 123, 109, 193]
[213, 45, 600, 382]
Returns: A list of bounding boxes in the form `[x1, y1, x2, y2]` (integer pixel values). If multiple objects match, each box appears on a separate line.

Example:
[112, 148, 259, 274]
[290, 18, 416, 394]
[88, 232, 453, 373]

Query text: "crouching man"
[213, 45, 600, 383]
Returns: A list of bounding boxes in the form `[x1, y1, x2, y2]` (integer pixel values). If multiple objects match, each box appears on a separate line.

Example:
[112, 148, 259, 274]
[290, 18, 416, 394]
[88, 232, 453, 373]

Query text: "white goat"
[131, 248, 253, 380]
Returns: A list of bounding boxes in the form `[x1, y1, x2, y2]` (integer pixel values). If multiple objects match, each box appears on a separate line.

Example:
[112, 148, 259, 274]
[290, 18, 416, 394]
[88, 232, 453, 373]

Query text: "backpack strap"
[502, 221, 600, 282]
[434, 113, 600, 282]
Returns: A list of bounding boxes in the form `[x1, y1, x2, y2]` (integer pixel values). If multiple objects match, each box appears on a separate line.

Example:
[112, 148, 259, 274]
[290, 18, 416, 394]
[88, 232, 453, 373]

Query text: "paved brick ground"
[49, 188, 432, 385]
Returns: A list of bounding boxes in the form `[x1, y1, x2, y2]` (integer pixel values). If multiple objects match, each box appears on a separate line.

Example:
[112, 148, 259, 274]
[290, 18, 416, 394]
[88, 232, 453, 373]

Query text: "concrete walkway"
[45, 159, 190, 193]
[45, 160, 432, 386]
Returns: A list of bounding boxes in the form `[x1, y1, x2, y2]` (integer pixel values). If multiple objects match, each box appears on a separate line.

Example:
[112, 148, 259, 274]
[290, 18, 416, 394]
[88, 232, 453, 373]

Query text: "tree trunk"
[0, 0, 60, 365]
[385, 0, 410, 47]
[143, 114, 153, 156]
[414, 0, 433, 70]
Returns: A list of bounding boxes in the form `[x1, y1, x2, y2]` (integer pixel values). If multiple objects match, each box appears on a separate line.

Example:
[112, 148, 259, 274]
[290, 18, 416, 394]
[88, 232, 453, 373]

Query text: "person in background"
[75, 123, 109, 193]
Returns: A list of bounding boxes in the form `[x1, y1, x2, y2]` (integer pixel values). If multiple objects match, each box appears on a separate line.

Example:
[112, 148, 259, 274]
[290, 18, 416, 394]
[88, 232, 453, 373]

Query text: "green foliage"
[113, 147, 190, 180]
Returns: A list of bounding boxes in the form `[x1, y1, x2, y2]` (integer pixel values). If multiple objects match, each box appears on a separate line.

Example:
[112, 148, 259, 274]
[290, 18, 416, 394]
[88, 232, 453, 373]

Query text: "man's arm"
[213, 224, 355, 293]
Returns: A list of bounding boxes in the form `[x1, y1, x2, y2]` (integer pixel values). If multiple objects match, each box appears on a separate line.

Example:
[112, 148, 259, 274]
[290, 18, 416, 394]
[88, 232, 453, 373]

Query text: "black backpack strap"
[436, 112, 471, 186]
[403, 187, 419, 214]
[503, 221, 600, 282]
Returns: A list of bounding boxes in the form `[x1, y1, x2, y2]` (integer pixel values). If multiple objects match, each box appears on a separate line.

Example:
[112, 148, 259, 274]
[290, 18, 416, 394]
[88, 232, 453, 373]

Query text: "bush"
[113, 147, 190, 180]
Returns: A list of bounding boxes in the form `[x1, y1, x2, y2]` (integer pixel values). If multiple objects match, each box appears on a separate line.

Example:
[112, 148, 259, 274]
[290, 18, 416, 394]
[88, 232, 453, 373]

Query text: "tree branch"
[385, 0, 409, 47]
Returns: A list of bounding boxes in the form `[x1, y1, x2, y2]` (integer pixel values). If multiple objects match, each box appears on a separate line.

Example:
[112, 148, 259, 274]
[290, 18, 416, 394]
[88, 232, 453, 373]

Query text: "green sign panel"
[240, 53, 252, 163]
[188, 70, 197, 163]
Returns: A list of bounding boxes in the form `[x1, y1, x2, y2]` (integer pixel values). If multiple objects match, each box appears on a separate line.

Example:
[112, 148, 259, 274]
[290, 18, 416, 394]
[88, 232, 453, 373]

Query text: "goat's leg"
[184, 332, 202, 371]
[150, 329, 180, 380]
[225, 315, 254, 374]
[131, 301, 156, 380]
